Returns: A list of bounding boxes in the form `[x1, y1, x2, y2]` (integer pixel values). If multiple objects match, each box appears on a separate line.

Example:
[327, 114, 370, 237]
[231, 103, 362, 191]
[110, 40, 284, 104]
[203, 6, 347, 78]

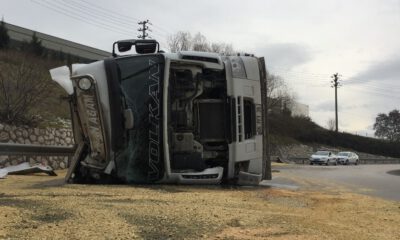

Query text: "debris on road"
[0, 169, 7, 179]
[1, 162, 57, 176]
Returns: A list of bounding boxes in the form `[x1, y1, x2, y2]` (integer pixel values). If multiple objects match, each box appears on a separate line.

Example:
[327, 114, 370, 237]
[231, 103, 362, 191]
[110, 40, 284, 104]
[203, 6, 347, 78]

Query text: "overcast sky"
[3, 0, 400, 136]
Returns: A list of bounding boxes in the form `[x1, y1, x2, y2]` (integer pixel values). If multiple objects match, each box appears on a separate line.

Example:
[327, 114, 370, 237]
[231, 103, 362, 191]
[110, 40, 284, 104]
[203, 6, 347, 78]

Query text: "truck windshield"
[114, 54, 165, 183]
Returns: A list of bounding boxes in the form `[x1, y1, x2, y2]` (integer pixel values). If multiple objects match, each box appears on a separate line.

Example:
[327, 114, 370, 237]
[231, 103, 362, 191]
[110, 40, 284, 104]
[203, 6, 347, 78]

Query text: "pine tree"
[0, 18, 10, 49]
[29, 32, 44, 56]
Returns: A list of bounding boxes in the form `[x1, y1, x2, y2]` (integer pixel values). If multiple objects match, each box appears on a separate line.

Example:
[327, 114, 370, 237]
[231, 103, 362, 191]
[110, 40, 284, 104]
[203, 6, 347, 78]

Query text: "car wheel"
[346, 160, 349, 165]
[310, 162, 314, 165]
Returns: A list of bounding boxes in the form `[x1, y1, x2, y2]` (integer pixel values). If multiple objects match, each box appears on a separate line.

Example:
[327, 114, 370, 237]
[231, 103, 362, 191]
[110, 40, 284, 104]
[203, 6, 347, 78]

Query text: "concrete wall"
[5, 22, 111, 61]
[0, 123, 74, 170]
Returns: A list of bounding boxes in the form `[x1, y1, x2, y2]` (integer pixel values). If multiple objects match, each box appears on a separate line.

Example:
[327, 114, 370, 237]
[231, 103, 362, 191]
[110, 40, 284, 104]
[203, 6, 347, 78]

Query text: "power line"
[344, 85, 400, 99]
[49, 0, 136, 34]
[268, 66, 331, 78]
[343, 80, 400, 91]
[62, 0, 140, 30]
[33, 0, 170, 44]
[345, 84, 399, 95]
[74, 0, 141, 22]
[32, 0, 131, 36]
[66, 0, 171, 39]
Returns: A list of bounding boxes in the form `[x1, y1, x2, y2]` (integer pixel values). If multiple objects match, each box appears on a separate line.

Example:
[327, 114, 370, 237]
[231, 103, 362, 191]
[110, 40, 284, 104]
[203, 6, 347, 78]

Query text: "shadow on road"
[387, 169, 400, 176]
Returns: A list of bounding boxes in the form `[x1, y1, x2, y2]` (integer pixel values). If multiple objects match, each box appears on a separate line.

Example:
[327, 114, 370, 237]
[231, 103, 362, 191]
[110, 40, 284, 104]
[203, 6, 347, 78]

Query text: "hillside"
[0, 49, 70, 127]
[269, 113, 400, 158]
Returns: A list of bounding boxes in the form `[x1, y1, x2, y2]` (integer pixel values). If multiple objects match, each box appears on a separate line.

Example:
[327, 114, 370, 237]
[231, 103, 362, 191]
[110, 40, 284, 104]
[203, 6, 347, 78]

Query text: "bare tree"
[211, 42, 235, 56]
[192, 32, 210, 52]
[167, 31, 192, 52]
[266, 71, 294, 113]
[327, 118, 336, 131]
[167, 31, 236, 55]
[0, 50, 57, 125]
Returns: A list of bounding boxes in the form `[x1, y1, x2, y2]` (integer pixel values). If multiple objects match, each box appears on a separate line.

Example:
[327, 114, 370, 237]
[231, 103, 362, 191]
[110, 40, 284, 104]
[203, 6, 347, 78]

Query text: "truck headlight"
[78, 77, 92, 91]
[230, 56, 247, 79]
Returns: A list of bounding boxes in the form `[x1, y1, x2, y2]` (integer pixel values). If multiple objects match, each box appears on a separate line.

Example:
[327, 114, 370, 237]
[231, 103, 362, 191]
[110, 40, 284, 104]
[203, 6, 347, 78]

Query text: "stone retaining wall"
[0, 123, 74, 170]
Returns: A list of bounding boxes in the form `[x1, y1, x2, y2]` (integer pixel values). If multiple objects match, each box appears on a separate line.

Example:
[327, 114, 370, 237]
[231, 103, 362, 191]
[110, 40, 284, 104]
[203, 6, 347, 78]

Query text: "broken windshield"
[114, 54, 165, 183]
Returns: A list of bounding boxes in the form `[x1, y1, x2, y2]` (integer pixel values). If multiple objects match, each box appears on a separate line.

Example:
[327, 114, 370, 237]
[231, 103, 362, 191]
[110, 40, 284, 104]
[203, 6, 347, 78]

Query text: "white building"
[290, 101, 309, 117]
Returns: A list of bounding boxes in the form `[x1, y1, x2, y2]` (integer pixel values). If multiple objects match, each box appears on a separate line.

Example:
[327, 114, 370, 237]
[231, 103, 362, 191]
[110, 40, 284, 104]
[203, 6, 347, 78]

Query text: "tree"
[167, 31, 235, 55]
[373, 109, 400, 142]
[0, 50, 55, 125]
[0, 18, 10, 49]
[167, 31, 192, 52]
[210, 42, 234, 56]
[28, 32, 44, 56]
[192, 32, 210, 52]
[266, 71, 294, 114]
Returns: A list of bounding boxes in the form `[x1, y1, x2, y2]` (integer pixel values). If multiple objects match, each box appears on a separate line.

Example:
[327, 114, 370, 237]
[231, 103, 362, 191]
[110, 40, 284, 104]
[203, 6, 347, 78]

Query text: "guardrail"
[0, 143, 75, 156]
[287, 157, 400, 165]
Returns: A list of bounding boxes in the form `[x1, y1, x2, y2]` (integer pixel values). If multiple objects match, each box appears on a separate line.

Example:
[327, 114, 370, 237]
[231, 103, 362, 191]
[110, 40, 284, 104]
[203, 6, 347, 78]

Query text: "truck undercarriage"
[49, 39, 269, 185]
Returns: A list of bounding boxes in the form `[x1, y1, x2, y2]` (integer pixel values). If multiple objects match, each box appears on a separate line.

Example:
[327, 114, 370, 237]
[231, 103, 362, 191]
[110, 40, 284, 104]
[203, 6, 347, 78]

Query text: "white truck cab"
[50, 39, 268, 184]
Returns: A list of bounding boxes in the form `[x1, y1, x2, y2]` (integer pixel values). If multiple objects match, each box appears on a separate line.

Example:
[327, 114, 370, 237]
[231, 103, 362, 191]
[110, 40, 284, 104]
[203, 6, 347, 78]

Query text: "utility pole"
[137, 20, 152, 39]
[331, 73, 341, 133]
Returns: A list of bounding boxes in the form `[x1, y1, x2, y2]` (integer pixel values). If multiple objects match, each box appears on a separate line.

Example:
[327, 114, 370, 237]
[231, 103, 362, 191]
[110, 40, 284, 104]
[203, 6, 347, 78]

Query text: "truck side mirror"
[124, 109, 134, 129]
[135, 42, 157, 54]
[118, 41, 133, 52]
[112, 39, 160, 57]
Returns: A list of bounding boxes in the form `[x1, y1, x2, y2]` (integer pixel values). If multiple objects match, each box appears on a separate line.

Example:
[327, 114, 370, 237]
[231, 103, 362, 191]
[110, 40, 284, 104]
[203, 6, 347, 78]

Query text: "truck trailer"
[49, 39, 269, 185]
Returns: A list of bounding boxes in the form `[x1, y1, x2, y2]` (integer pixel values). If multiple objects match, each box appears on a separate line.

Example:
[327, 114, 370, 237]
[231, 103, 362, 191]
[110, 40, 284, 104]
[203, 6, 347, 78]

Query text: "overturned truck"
[50, 39, 269, 184]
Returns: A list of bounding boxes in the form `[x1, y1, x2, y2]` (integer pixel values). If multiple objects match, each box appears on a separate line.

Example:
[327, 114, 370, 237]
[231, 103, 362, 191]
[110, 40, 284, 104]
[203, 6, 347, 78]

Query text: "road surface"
[272, 164, 400, 201]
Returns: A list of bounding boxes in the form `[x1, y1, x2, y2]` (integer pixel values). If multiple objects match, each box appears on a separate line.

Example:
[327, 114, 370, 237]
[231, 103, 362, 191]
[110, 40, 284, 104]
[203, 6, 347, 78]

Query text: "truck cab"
[50, 39, 268, 184]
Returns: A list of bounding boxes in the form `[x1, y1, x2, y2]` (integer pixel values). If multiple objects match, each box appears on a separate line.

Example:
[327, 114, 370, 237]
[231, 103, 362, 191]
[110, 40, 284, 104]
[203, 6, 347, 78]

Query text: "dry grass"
[0, 171, 399, 240]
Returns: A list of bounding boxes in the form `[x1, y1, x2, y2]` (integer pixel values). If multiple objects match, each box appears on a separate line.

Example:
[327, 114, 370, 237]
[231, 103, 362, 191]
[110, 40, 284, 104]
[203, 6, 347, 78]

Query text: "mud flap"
[65, 142, 85, 183]
[237, 171, 262, 186]
[257, 57, 271, 180]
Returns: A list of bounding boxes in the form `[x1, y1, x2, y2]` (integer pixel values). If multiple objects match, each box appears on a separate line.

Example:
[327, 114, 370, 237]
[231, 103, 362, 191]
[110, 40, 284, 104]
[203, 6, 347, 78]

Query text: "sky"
[2, 0, 400, 137]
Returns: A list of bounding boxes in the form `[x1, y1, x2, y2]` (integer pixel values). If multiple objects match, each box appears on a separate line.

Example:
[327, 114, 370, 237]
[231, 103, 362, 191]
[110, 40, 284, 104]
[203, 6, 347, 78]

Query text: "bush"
[0, 50, 69, 126]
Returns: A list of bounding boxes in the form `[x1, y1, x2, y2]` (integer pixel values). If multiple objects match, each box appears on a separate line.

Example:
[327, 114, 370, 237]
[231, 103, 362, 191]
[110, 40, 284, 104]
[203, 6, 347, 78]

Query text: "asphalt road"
[271, 164, 400, 201]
